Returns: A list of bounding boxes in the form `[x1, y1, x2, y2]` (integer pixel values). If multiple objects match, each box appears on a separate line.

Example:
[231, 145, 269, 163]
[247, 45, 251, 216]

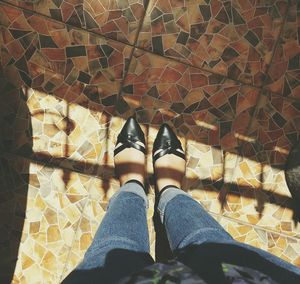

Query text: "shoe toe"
[153, 123, 180, 151]
[160, 124, 178, 141]
[119, 116, 145, 143]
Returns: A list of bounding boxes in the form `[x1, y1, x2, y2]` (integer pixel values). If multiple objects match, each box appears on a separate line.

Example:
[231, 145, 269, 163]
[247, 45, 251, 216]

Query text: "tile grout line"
[232, 1, 299, 230]
[133, 47, 263, 89]
[2, 0, 300, 102]
[266, 89, 300, 103]
[233, 89, 265, 163]
[230, 0, 296, 143]
[225, 87, 263, 174]
[0, 151, 101, 281]
[59, 183, 91, 281]
[0, 0, 136, 47]
[116, 0, 151, 103]
[132, 0, 151, 48]
[0, 0, 281, 92]
[259, 1, 300, 101]
[217, 82, 267, 218]
[0, 153, 110, 280]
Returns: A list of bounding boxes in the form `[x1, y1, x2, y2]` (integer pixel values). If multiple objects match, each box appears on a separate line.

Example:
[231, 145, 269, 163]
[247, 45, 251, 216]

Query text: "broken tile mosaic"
[4, 0, 148, 44]
[0, 4, 132, 114]
[0, 153, 92, 282]
[220, 93, 300, 238]
[264, 0, 300, 99]
[137, 0, 288, 85]
[1, 0, 300, 281]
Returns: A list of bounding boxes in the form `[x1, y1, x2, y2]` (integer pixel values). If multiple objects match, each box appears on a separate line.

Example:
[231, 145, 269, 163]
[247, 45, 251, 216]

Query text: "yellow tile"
[21, 252, 35, 270]
[42, 251, 57, 272]
[47, 225, 62, 242]
[218, 216, 300, 267]
[80, 233, 93, 251]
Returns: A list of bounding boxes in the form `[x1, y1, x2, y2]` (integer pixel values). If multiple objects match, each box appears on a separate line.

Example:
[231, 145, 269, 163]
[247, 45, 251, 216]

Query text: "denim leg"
[157, 187, 232, 251]
[76, 182, 151, 270]
[157, 187, 300, 282]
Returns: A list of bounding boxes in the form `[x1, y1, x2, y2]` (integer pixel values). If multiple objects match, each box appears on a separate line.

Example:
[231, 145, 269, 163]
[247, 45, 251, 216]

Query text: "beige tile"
[216, 215, 300, 267]
[0, 154, 96, 282]
[221, 156, 300, 239]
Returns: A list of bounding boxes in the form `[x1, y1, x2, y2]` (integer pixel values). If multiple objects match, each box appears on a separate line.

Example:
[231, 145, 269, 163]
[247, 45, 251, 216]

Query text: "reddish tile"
[0, 4, 132, 114]
[245, 93, 300, 168]
[4, 0, 148, 44]
[122, 49, 260, 147]
[264, 0, 300, 99]
[220, 92, 300, 238]
[137, 0, 288, 86]
[120, 49, 261, 214]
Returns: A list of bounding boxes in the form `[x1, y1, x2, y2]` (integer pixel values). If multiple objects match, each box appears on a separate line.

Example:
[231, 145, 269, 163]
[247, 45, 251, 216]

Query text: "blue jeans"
[64, 183, 300, 283]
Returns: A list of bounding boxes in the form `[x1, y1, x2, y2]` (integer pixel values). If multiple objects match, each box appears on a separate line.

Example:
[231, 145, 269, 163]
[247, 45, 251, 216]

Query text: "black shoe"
[285, 139, 300, 202]
[114, 116, 146, 157]
[152, 123, 185, 164]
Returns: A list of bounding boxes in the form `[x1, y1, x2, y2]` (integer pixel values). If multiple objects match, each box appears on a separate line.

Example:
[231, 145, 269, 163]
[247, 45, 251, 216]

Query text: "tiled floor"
[0, 0, 300, 282]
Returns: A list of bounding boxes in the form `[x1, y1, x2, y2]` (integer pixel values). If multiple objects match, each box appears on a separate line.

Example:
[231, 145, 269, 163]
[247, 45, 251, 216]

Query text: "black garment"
[119, 260, 278, 284]
[63, 244, 300, 284]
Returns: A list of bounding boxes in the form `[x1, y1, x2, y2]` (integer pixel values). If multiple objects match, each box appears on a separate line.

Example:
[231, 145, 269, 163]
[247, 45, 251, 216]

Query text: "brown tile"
[122, 48, 260, 147]
[4, 0, 148, 44]
[0, 3, 133, 177]
[0, 4, 132, 115]
[122, 49, 260, 143]
[221, 93, 300, 238]
[121, 48, 261, 213]
[264, 0, 300, 99]
[246, 93, 300, 170]
[137, 0, 288, 85]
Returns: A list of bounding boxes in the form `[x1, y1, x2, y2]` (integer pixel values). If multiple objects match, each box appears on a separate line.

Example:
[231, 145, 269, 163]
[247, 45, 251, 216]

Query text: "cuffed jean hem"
[157, 187, 190, 223]
[108, 182, 149, 209]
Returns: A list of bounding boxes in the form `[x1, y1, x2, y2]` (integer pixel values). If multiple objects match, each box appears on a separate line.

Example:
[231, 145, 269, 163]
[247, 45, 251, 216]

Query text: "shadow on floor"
[0, 80, 32, 283]
[0, 82, 299, 279]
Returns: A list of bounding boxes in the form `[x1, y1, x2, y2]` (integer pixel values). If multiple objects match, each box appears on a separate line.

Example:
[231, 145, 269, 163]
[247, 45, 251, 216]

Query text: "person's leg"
[157, 187, 232, 283]
[77, 181, 151, 270]
[64, 117, 154, 283]
[63, 182, 154, 284]
[158, 187, 232, 251]
[158, 188, 300, 282]
[152, 123, 300, 282]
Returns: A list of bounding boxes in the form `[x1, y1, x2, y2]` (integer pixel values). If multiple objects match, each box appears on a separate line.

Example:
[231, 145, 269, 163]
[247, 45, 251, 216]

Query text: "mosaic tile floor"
[0, 0, 300, 282]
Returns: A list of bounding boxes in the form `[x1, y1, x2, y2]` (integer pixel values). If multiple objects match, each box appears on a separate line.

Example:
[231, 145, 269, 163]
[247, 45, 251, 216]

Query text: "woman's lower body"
[63, 182, 300, 283]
